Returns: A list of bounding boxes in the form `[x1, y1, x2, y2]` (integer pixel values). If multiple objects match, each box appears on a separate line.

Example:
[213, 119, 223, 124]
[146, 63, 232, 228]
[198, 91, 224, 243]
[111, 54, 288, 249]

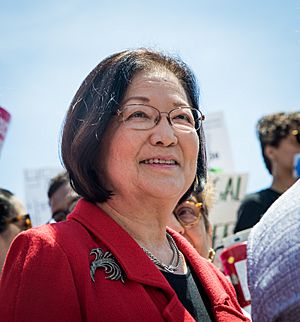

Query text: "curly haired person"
[234, 111, 300, 233]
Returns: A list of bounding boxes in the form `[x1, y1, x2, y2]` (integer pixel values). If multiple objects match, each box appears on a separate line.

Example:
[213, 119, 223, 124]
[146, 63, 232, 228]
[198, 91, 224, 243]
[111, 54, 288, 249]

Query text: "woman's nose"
[167, 213, 185, 235]
[149, 116, 178, 146]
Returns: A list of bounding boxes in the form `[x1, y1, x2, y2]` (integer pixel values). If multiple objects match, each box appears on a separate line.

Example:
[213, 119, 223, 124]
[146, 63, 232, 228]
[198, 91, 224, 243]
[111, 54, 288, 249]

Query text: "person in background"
[47, 171, 79, 222]
[0, 188, 31, 274]
[168, 182, 215, 262]
[0, 49, 249, 321]
[234, 111, 300, 233]
[247, 179, 300, 321]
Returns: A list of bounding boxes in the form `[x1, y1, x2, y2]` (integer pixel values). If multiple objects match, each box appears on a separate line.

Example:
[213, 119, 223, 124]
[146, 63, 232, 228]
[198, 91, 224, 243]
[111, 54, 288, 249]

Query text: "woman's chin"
[139, 182, 188, 200]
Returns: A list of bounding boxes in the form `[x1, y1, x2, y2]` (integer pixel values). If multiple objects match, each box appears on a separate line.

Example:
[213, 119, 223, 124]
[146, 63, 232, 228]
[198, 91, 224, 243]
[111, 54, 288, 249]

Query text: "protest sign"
[0, 106, 11, 155]
[208, 172, 248, 248]
[24, 167, 63, 226]
[204, 111, 234, 172]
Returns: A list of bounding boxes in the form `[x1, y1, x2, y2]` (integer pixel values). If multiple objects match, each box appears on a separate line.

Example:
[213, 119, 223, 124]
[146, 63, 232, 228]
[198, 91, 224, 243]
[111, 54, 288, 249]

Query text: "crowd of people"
[0, 48, 299, 321]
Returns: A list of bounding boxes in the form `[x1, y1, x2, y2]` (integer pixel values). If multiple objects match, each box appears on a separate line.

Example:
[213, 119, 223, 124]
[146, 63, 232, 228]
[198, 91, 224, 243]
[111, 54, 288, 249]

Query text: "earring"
[208, 248, 216, 262]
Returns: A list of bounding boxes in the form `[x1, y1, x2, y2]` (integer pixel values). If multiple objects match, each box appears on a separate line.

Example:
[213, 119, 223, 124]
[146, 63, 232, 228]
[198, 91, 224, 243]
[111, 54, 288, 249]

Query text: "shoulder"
[247, 181, 300, 321]
[238, 188, 279, 213]
[4, 219, 90, 270]
[11, 224, 60, 250]
[2, 224, 71, 268]
[258, 188, 281, 201]
[236, 191, 264, 223]
[249, 182, 300, 244]
[238, 192, 263, 212]
[241, 188, 272, 203]
[0, 224, 82, 322]
[14, 220, 82, 248]
[248, 181, 300, 254]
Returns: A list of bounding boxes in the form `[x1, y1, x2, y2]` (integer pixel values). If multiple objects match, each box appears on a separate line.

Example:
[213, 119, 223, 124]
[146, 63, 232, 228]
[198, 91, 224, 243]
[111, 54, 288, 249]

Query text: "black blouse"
[162, 266, 214, 322]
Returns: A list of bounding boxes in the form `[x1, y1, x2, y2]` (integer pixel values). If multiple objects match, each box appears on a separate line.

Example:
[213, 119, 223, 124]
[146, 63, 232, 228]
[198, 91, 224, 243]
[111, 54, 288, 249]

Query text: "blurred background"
[1, 0, 299, 205]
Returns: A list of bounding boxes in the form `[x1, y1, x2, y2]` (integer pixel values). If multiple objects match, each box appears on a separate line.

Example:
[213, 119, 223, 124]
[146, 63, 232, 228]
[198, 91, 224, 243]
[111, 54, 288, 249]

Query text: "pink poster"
[0, 106, 11, 155]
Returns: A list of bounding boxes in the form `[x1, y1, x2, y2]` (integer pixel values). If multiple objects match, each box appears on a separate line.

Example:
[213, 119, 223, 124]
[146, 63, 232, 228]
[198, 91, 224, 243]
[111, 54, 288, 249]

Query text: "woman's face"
[269, 133, 300, 175]
[182, 216, 212, 259]
[169, 201, 212, 259]
[99, 69, 199, 203]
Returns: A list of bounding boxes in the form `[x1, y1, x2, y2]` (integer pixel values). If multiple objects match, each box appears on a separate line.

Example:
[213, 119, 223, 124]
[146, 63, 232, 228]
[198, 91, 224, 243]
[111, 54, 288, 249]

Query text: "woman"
[0, 49, 249, 321]
[169, 183, 215, 261]
[0, 188, 31, 274]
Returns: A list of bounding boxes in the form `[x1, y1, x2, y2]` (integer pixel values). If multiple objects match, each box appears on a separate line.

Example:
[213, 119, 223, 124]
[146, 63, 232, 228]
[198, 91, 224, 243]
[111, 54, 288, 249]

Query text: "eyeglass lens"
[9, 214, 32, 230]
[119, 104, 203, 131]
[24, 214, 32, 229]
[175, 206, 200, 226]
[52, 210, 69, 222]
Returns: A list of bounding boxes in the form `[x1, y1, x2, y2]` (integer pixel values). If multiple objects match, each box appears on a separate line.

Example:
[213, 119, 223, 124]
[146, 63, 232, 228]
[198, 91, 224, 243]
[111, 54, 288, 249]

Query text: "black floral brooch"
[90, 248, 125, 283]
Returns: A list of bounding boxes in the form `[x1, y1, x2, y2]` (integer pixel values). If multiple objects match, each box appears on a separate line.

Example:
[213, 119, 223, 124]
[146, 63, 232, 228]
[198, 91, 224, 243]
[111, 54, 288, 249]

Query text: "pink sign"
[0, 106, 11, 154]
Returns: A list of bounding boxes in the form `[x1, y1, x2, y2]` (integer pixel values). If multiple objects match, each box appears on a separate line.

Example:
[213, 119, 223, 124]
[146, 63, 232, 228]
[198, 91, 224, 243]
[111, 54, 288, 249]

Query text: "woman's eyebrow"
[123, 96, 189, 107]
[122, 96, 149, 105]
[172, 101, 190, 108]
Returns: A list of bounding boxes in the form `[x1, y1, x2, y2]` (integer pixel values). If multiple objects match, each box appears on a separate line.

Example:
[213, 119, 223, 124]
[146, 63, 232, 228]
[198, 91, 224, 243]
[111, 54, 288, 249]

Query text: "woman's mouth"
[141, 158, 178, 165]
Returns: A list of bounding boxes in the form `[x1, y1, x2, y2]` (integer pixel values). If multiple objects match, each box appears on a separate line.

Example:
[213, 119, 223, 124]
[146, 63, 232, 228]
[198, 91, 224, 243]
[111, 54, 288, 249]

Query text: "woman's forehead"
[131, 68, 181, 85]
[123, 69, 188, 103]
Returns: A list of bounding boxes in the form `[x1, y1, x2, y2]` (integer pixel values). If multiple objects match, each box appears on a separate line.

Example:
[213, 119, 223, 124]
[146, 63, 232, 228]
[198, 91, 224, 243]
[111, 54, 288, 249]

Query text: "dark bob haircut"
[61, 48, 207, 203]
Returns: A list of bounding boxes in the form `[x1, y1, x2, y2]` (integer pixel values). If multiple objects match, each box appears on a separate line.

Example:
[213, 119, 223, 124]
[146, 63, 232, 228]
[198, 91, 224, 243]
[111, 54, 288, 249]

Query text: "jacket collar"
[68, 199, 176, 295]
[68, 199, 245, 320]
[167, 228, 232, 307]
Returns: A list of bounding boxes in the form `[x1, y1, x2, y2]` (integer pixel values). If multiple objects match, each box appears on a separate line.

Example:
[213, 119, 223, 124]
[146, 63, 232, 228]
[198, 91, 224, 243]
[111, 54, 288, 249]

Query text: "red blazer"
[0, 199, 249, 322]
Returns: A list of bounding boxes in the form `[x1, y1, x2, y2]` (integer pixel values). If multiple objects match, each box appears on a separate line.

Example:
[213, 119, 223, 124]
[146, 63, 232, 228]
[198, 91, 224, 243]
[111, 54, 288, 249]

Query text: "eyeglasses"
[291, 129, 300, 144]
[51, 196, 80, 223]
[52, 210, 69, 223]
[116, 104, 205, 132]
[174, 200, 203, 229]
[6, 214, 32, 230]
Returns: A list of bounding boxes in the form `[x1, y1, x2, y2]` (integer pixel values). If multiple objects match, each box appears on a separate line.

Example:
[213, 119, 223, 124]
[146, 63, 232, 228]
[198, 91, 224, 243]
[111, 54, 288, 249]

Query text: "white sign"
[24, 167, 63, 226]
[203, 111, 234, 172]
[235, 259, 251, 302]
[208, 172, 248, 248]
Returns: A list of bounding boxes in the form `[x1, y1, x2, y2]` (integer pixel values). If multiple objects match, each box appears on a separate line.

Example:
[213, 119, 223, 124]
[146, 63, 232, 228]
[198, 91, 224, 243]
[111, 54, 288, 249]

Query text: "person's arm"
[0, 230, 81, 322]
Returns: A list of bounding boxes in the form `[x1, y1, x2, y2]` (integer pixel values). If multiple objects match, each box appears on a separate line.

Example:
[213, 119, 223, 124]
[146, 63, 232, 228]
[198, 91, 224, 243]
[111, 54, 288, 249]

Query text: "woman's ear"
[207, 223, 213, 244]
[264, 145, 276, 162]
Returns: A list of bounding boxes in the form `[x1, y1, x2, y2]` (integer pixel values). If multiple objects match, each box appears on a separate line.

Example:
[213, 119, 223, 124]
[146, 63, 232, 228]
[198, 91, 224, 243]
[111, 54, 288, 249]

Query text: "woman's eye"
[173, 113, 193, 123]
[176, 208, 197, 219]
[127, 111, 149, 120]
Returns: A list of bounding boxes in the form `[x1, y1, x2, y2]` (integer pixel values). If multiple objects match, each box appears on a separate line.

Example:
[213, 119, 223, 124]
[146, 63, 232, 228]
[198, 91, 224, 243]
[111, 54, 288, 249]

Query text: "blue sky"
[0, 0, 299, 202]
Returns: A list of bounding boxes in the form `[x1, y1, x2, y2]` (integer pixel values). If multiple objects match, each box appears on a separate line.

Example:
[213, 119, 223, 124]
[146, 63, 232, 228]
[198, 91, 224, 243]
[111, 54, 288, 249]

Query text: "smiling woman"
[0, 49, 249, 322]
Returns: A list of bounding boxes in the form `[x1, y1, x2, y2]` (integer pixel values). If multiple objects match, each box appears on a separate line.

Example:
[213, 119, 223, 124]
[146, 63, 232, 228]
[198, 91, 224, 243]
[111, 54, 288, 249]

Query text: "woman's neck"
[97, 197, 187, 275]
[98, 199, 170, 245]
[271, 172, 297, 193]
